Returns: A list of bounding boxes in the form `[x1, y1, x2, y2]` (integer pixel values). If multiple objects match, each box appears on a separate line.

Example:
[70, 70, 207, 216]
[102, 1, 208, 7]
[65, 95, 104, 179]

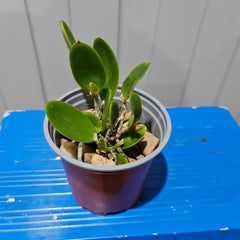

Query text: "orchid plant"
[45, 20, 150, 165]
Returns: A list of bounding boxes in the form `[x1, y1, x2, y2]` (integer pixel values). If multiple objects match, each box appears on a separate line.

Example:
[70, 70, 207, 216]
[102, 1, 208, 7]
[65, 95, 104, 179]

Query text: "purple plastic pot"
[44, 87, 171, 215]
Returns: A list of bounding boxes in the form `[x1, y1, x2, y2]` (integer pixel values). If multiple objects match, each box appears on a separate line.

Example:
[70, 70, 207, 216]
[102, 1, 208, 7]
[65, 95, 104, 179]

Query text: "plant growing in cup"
[45, 20, 160, 166]
[44, 20, 171, 214]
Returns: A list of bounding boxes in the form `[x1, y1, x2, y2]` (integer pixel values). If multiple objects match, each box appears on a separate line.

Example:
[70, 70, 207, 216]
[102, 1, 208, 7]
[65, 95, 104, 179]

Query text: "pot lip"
[44, 87, 171, 173]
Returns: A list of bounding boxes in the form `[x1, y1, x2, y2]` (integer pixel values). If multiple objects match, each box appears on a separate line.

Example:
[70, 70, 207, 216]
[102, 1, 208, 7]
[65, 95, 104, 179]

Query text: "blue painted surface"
[0, 107, 240, 239]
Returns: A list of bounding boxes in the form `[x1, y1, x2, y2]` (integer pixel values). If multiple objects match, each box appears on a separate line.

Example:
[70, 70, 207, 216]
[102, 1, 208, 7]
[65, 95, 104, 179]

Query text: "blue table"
[0, 107, 240, 239]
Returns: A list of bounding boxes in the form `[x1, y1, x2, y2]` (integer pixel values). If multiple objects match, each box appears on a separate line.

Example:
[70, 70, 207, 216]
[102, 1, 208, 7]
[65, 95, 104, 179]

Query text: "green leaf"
[121, 62, 150, 101]
[128, 114, 134, 129]
[98, 88, 108, 100]
[59, 20, 75, 49]
[128, 92, 142, 128]
[102, 89, 112, 133]
[97, 136, 107, 152]
[120, 125, 146, 149]
[46, 101, 95, 143]
[93, 37, 119, 100]
[116, 153, 128, 165]
[109, 101, 119, 128]
[69, 41, 106, 92]
[82, 111, 101, 133]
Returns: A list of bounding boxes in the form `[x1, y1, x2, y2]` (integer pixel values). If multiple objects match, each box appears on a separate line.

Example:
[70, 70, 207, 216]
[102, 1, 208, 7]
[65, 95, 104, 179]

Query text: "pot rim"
[44, 87, 171, 172]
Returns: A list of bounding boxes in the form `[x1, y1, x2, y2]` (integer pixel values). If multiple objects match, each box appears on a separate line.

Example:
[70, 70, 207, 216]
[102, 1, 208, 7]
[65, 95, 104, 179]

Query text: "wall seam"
[0, 85, 7, 110]
[116, 0, 122, 62]
[145, 0, 162, 92]
[214, 34, 240, 105]
[24, 0, 47, 103]
[178, 0, 209, 106]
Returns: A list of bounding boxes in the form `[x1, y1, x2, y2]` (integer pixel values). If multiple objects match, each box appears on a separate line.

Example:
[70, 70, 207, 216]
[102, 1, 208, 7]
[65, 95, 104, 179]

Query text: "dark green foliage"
[121, 62, 150, 101]
[120, 125, 147, 149]
[128, 92, 142, 128]
[69, 41, 106, 92]
[116, 153, 128, 165]
[46, 101, 95, 143]
[109, 101, 119, 128]
[101, 89, 111, 133]
[45, 20, 152, 165]
[59, 20, 75, 49]
[97, 136, 107, 152]
[93, 37, 119, 100]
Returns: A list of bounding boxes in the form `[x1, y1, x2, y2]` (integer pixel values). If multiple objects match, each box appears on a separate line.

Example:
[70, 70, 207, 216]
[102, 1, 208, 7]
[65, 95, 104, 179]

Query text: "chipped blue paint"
[0, 107, 240, 239]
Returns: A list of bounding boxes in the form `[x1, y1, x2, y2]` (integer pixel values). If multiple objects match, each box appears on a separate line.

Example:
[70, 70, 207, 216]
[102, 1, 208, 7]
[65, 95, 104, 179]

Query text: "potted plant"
[44, 20, 171, 215]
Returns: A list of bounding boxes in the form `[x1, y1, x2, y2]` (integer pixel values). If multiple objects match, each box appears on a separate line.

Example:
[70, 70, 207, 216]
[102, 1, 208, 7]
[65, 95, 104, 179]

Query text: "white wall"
[0, 0, 240, 124]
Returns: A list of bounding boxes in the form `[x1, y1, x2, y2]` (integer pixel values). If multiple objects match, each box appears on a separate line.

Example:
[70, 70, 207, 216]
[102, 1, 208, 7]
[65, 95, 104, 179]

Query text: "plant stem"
[90, 92, 102, 119]
[104, 94, 127, 142]
[115, 94, 127, 139]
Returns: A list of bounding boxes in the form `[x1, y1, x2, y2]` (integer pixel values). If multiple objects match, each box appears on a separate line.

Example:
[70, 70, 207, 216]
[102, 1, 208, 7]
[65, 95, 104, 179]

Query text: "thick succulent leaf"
[128, 92, 142, 128]
[102, 89, 112, 133]
[128, 114, 135, 129]
[82, 111, 101, 133]
[98, 88, 108, 100]
[59, 20, 76, 49]
[97, 136, 107, 152]
[46, 101, 95, 143]
[121, 62, 150, 101]
[109, 101, 119, 128]
[69, 41, 106, 92]
[120, 125, 146, 149]
[116, 153, 128, 165]
[93, 37, 119, 100]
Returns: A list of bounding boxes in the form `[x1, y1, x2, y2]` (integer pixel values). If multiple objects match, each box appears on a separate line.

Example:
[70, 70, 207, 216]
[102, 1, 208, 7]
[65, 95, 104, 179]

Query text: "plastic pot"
[44, 87, 171, 215]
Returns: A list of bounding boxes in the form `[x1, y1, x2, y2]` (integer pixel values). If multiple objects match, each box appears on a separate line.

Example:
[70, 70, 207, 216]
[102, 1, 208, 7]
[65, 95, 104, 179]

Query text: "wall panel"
[118, 0, 159, 87]
[26, 0, 76, 102]
[215, 36, 240, 118]
[0, 91, 5, 119]
[70, 0, 119, 54]
[0, 0, 239, 125]
[0, 0, 44, 109]
[146, 0, 207, 106]
[181, 0, 240, 107]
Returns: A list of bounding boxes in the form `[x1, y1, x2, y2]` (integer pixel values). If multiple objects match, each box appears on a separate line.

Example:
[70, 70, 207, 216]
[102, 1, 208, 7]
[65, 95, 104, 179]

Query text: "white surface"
[146, 0, 207, 106]
[0, 0, 240, 124]
[0, 0, 44, 112]
[181, 0, 240, 107]
[26, 0, 76, 101]
[118, 0, 159, 87]
[70, 0, 118, 53]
